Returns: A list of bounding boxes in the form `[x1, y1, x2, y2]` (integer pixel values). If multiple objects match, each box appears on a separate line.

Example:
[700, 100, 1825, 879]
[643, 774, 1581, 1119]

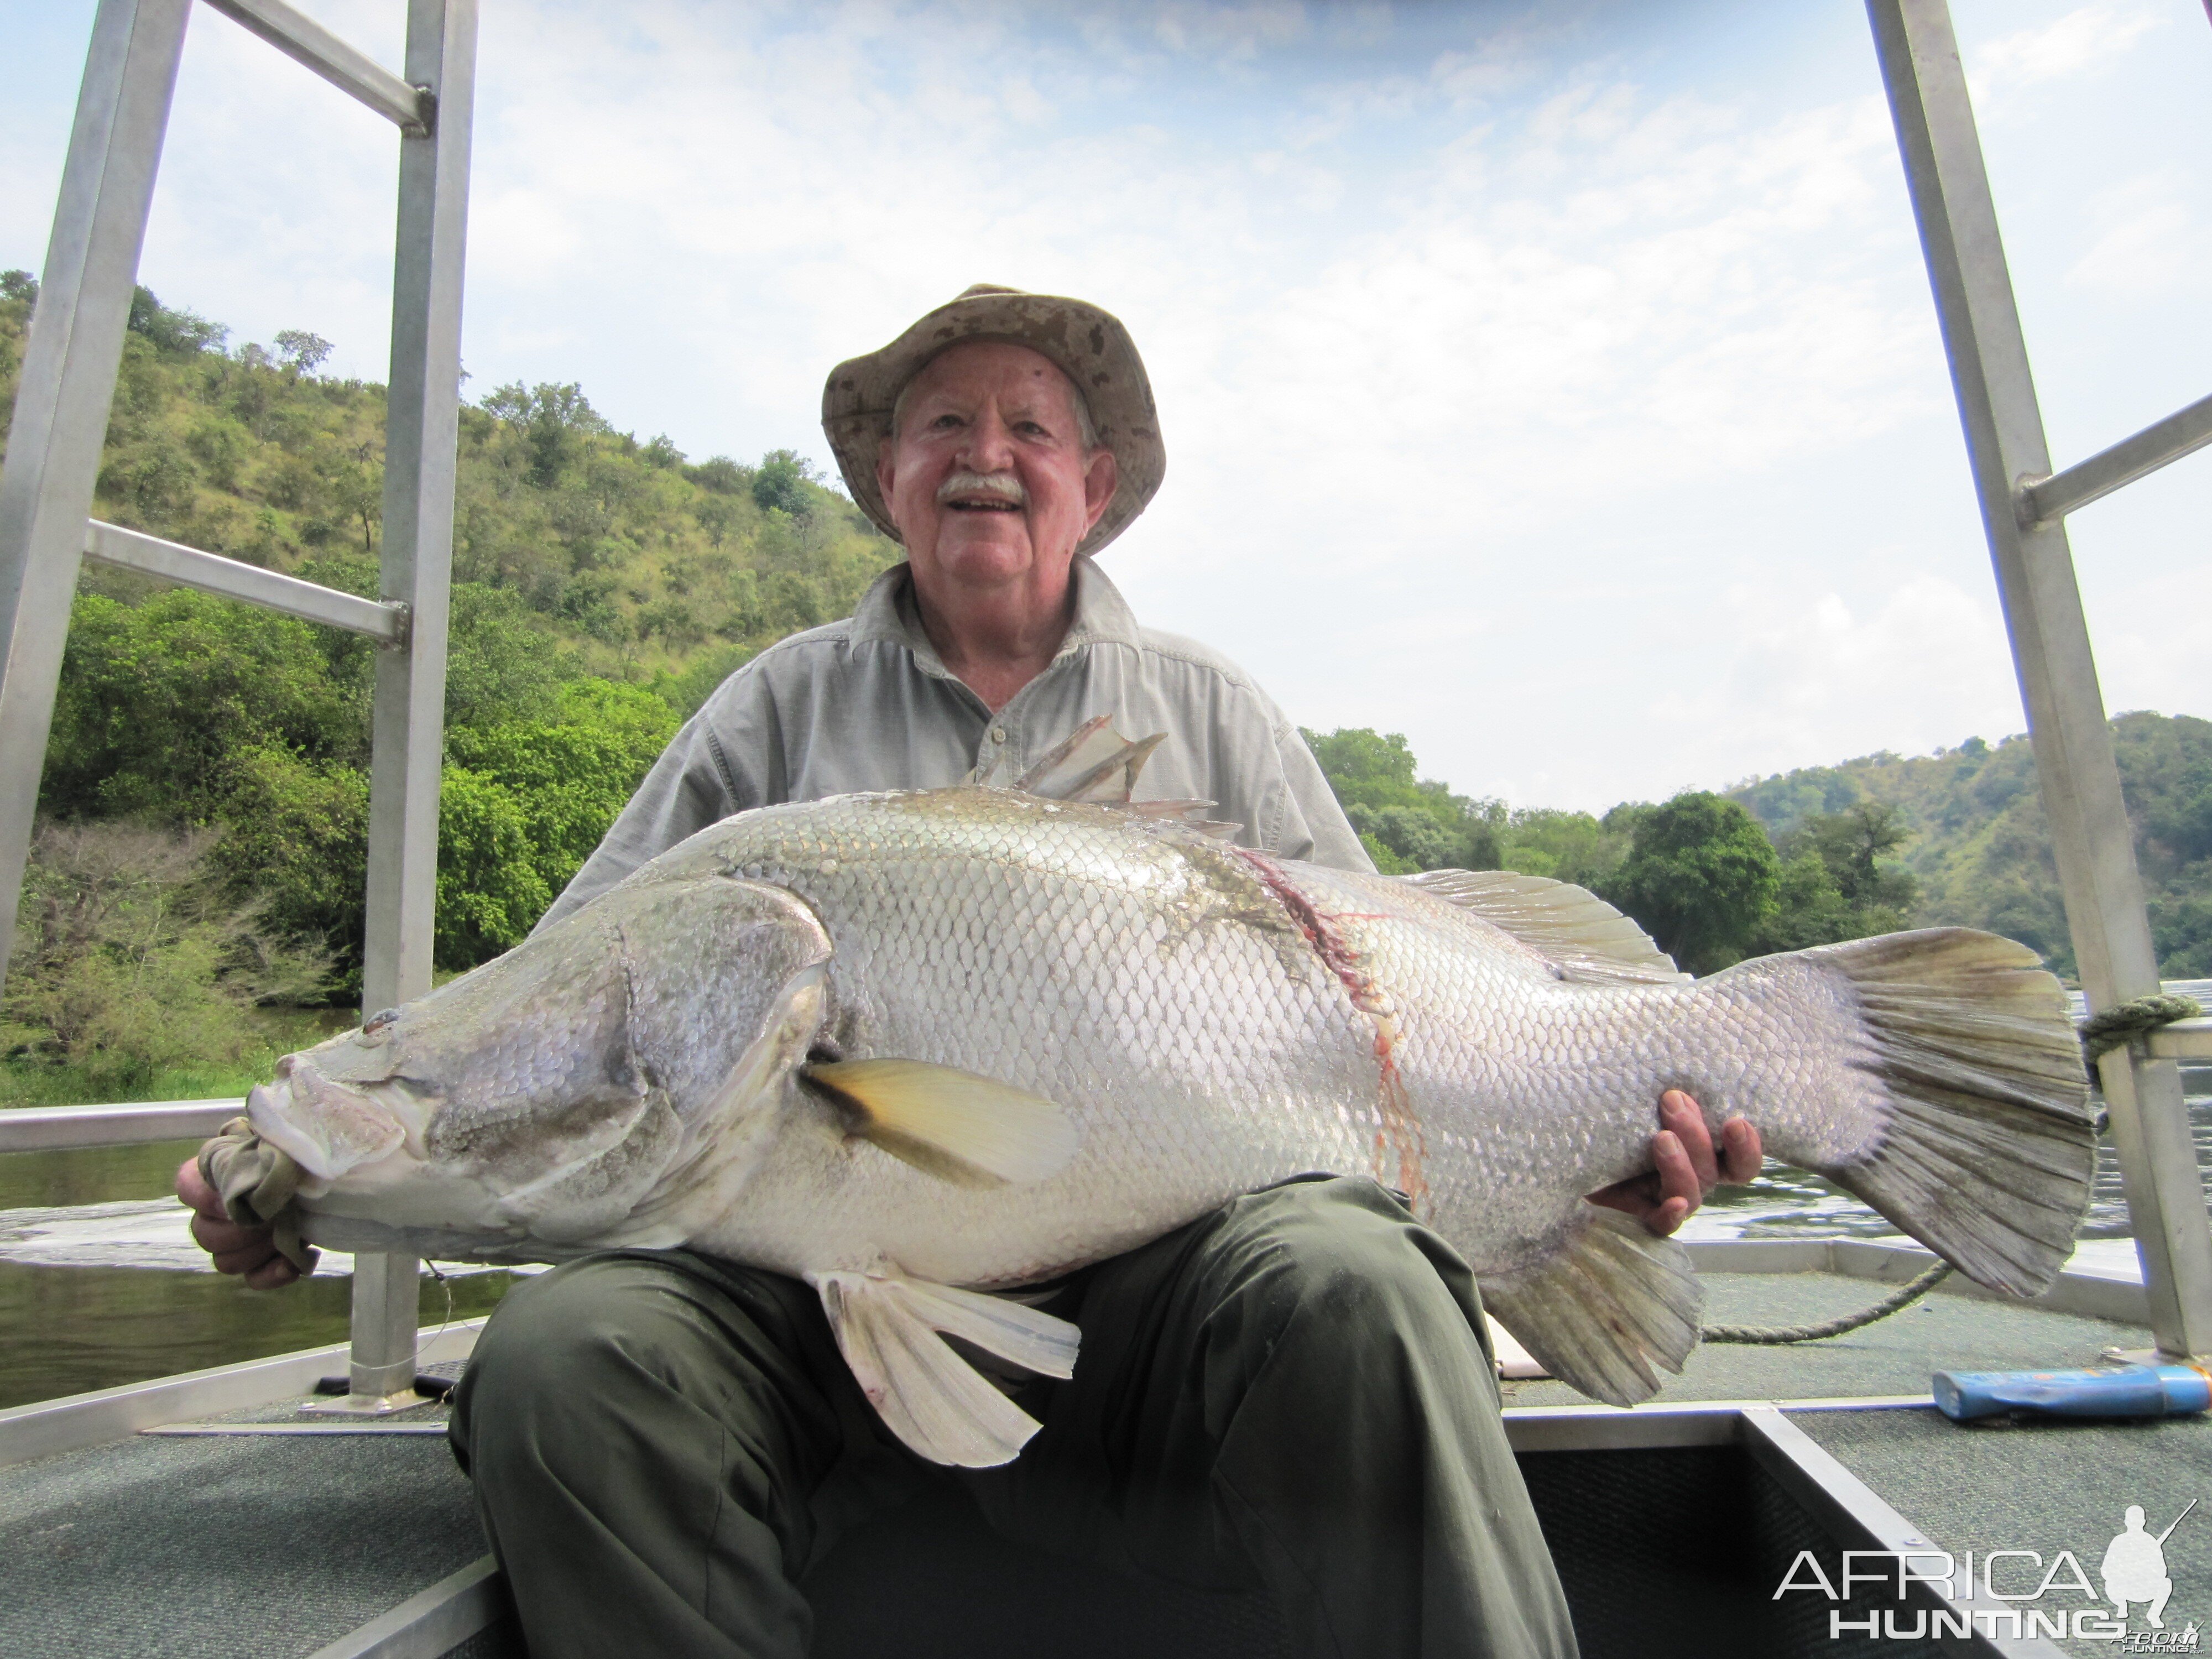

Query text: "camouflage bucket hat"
[821, 284, 1166, 557]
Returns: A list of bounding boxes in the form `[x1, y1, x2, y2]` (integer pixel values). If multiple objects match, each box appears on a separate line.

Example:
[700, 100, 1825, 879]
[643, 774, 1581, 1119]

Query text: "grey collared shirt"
[538, 560, 1370, 931]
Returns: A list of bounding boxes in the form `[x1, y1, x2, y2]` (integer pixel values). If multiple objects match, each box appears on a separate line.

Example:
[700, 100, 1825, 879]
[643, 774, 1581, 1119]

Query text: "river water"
[3, 980, 2206, 1412]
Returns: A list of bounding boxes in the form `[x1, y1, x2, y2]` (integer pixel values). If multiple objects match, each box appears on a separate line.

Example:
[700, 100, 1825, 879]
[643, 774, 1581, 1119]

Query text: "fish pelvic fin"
[1747, 928, 2094, 1298]
[1479, 1208, 1701, 1408]
[804, 1058, 1080, 1187]
[809, 1271, 1079, 1467]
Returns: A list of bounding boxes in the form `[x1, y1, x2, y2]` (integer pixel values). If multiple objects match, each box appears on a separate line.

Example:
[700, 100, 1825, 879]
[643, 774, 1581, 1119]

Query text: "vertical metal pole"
[0, 0, 190, 992]
[345, 0, 476, 1405]
[1868, 0, 2212, 1357]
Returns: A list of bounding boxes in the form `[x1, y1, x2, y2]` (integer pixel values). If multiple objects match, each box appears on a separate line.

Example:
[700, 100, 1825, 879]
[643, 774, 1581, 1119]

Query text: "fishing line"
[421, 1258, 457, 1370]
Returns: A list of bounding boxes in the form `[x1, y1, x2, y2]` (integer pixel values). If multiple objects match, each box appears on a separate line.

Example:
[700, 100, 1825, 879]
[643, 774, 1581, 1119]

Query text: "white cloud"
[2065, 173, 2212, 300]
[7, 0, 2204, 813]
[1969, 1, 2163, 105]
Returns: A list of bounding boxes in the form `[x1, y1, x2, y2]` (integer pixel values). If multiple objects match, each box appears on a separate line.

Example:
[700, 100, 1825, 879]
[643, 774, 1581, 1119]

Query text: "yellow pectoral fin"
[803, 1058, 1079, 1187]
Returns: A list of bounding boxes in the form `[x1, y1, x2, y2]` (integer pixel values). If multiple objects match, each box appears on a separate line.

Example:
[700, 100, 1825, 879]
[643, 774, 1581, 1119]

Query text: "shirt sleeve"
[1267, 723, 1375, 873]
[531, 671, 765, 934]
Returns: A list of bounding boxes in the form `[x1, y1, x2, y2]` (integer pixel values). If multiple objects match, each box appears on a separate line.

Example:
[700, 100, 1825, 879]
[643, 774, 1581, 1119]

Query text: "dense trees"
[1601, 794, 1781, 974]
[1729, 714, 2212, 978]
[1299, 728, 1499, 874]
[1302, 718, 2212, 982]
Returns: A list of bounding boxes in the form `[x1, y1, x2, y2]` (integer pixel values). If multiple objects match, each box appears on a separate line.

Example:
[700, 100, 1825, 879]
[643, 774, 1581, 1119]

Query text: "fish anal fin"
[804, 1058, 1079, 1187]
[810, 1270, 1080, 1465]
[1406, 869, 1689, 984]
[1478, 1208, 1702, 1407]
[1015, 716, 1167, 802]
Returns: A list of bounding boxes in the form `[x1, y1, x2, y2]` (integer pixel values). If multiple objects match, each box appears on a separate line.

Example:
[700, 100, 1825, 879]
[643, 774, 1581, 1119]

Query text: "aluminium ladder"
[0, 0, 476, 1410]
[1867, 0, 2212, 1360]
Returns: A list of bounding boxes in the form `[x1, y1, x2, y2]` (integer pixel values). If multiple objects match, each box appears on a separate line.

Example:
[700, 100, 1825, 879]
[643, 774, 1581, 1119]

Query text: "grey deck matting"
[0, 1269, 2171, 1657]
[1799, 1409, 2212, 1658]
[3, 1423, 483, 1659]
[1501, 1270, 2153, 1407]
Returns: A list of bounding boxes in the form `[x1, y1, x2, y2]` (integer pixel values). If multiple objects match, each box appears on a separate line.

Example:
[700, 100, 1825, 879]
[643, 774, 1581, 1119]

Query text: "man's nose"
[957, 405, 1018, 472]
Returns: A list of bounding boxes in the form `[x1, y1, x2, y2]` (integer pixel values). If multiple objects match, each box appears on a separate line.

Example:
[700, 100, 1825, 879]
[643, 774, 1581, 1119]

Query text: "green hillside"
[0, 277, 897, 1100]
[1726, 716, 2212, 980]
[1309, 713, 2211, 984]
[0, 274, 898, 695]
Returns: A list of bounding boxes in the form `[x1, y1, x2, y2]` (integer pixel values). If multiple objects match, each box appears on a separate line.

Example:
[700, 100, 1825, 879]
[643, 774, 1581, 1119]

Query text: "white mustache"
[937, 471, 1025, 507]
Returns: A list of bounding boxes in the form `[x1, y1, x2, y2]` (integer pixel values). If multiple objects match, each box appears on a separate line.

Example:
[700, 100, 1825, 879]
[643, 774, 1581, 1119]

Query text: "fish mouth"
[247, 1059, 409, 1184]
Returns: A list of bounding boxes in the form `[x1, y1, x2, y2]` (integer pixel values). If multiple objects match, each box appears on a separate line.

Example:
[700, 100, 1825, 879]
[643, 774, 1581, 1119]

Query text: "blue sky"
[5, 0, 2209, 811]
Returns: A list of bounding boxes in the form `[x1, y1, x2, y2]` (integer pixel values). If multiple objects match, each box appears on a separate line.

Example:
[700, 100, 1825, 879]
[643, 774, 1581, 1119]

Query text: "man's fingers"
[1659, 1091, 1721, 1190]
[176, 1154, 226, 1221]
[243, 1254, 303, 1290]
[1584, 1170, 1660, 1219]
[207, 1235, 277, 1275]
[1651, 1126, 1701, 1211]
[191, 1211, 267, 1254]
[1645, 1193, 1692, 1238]
[1719, 1117, 1764, 1184]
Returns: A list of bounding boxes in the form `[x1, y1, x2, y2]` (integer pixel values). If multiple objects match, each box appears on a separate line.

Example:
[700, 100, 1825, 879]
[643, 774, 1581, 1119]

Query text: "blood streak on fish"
[1233, 848, 1429, 1208]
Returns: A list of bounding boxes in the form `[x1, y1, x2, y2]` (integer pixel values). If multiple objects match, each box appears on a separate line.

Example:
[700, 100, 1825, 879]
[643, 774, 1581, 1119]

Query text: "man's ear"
[1082, 447, 1118, 533]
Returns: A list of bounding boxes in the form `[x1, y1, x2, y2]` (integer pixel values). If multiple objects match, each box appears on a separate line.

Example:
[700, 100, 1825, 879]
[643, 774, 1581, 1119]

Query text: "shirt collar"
[848, 559, 1145, 666]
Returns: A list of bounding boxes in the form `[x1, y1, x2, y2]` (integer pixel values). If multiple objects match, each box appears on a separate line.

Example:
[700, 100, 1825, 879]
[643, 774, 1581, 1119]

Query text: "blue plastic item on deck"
[1932, 1363, 2212, 1421]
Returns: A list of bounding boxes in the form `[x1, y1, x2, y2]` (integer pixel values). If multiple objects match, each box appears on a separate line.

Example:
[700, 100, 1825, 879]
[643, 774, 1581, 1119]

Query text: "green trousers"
[448, 1176, 1577, 1659]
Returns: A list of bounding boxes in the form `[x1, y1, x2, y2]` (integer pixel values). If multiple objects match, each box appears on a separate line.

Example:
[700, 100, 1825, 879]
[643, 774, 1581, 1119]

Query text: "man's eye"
[931, 413, 963, 430]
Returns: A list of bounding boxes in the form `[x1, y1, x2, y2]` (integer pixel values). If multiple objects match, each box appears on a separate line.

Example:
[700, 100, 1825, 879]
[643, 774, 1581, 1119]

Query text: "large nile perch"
[206, 722, 2095, 1465]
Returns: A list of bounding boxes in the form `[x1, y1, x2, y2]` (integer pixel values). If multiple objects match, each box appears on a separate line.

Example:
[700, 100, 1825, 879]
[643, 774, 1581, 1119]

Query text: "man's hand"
[177, 1154, 307, 1288]
[1586, 1089, 1762, 1238]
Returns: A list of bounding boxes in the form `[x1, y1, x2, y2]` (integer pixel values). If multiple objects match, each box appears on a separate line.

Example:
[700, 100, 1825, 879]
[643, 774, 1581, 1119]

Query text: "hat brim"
[821, 290, 1164, 558]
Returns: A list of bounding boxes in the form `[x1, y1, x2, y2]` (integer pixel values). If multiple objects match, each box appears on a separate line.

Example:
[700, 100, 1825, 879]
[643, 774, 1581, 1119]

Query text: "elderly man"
[182, 286, 1759, 1658]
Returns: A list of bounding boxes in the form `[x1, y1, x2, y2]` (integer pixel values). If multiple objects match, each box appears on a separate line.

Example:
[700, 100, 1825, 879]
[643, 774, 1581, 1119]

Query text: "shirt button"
[990, 727, 1007, 744]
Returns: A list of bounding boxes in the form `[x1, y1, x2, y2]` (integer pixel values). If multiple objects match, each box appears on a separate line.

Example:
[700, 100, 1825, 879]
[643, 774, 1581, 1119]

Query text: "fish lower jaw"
[298, 1155, 506, 1235]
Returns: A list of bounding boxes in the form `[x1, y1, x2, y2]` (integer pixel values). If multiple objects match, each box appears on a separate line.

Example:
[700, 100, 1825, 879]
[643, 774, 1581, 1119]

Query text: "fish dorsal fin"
[1405, 868, 1688, 984]
[804, 1058, 1079, 1187]
[1117, 799, 1243, 839]
[1478, 1207, 1702, 1406]
[1014, 715, 1167, 802]
[809, 1270, 1080, 1466]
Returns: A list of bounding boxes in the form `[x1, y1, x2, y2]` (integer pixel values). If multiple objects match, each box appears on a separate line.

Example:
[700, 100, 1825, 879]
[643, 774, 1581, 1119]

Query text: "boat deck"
[1, 1248, 2197, 1659]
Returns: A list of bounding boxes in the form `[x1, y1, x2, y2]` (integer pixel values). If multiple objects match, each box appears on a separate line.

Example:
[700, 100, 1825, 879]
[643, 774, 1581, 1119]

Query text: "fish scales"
[224, 772, 2095, 1464]
[691, 790, 1394, 1288]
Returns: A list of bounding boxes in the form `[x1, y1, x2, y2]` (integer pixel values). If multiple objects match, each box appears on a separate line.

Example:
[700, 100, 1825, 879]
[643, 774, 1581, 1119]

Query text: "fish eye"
[363, 1008, 401, 1036]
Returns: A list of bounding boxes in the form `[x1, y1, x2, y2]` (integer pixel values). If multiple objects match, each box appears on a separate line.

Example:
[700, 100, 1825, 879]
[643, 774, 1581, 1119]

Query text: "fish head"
[260, 874, 834, 1250]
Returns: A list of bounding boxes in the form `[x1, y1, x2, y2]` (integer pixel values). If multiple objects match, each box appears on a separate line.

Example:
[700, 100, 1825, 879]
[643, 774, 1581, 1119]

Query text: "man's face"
[876, 342, 1118, 602]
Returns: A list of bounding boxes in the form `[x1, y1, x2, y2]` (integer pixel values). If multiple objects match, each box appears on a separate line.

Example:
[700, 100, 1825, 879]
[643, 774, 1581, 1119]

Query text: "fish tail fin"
[1479, 1208, 1702, 1406]
[1730, 927, 2095, 1298]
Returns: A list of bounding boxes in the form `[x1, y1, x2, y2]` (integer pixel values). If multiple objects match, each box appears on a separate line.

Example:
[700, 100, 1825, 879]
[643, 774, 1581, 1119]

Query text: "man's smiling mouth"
[938, 471, 1025, 512]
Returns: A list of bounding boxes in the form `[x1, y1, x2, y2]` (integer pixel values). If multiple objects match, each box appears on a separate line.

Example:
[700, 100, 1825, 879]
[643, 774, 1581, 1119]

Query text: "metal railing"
[0, 0, 477, 1410]
[0, 1099, 243, 1154]
[1868, 0, 2212, 1360]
